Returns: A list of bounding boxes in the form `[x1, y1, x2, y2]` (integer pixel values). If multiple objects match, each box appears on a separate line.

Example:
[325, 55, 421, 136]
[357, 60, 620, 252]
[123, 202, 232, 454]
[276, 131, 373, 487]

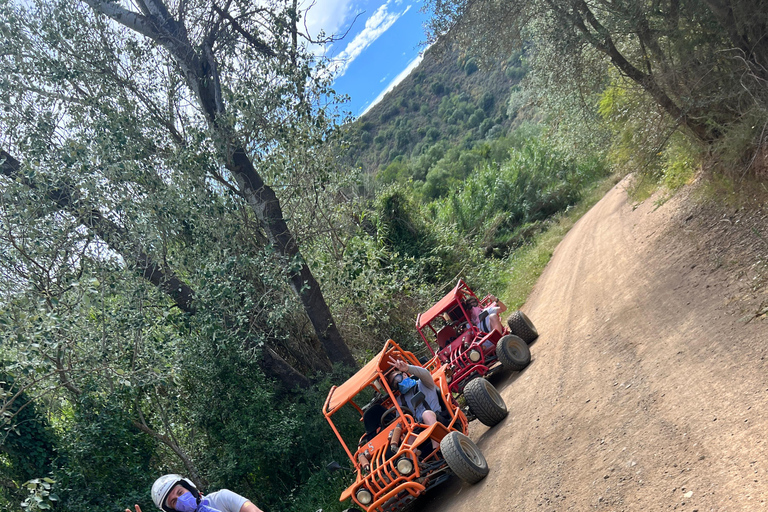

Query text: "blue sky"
[303, 0, 431, 118]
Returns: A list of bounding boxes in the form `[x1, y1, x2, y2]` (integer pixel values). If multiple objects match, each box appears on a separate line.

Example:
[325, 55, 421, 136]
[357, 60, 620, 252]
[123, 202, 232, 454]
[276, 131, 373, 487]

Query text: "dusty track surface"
[419, 177, 768, 511]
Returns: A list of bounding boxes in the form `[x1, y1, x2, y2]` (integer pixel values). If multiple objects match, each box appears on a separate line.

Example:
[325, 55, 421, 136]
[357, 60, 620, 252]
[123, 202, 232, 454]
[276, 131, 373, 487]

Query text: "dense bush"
[430, 136, 610, 254]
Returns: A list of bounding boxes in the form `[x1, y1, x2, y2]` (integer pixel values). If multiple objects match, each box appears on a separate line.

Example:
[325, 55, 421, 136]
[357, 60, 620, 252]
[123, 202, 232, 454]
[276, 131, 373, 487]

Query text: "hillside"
[344, 42, 525, 175]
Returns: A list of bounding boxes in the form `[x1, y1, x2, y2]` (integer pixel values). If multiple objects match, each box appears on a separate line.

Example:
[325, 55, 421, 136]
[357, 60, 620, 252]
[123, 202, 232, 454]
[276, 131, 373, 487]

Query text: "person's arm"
[407, 364, 435, 390]
[387, 356, 436, 391]
[489, 295, 507, 313]
[240, 501, 263, 512]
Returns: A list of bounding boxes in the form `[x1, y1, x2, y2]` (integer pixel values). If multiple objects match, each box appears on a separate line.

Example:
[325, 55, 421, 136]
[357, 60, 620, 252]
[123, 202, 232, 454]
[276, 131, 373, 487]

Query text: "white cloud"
[330, 1, 411, 78]
[301, 0, 357, 40]
[360, 51, 424, 117]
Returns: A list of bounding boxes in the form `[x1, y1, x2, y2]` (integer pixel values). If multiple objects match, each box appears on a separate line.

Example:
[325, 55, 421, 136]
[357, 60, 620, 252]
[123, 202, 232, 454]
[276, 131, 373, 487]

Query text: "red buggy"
[415, 280, 537, 422]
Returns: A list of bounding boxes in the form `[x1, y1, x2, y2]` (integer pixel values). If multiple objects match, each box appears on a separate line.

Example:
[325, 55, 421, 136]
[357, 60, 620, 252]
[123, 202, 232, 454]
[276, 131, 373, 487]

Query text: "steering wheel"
[364, 392, 384, 410]
[380, 406, 414, 428]
[450, 319, 468, 331]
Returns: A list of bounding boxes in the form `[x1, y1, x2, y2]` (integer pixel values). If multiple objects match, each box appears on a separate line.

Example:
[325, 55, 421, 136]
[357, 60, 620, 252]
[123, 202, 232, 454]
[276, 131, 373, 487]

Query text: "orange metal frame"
[323, 339, 468, 512]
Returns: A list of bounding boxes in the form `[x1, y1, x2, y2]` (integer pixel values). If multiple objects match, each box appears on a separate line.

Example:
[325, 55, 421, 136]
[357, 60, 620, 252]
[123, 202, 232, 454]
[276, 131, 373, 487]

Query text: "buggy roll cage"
[322, 339, 460, 466]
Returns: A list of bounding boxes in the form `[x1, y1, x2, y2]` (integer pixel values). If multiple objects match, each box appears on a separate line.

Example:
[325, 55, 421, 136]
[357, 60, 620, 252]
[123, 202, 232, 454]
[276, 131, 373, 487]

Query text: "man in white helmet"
[125, 474, 262, 512]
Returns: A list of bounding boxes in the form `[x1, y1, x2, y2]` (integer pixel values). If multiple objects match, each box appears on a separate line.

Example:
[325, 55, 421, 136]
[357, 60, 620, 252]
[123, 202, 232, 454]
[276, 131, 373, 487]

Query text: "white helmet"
[151, 474, 198, 512]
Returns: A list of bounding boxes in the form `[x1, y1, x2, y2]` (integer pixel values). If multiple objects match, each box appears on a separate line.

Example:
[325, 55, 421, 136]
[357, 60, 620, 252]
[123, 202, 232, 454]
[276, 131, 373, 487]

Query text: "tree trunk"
[562, 0, 717, 142]
[229, 148, 357, 368]
[82, 0, 357, 370]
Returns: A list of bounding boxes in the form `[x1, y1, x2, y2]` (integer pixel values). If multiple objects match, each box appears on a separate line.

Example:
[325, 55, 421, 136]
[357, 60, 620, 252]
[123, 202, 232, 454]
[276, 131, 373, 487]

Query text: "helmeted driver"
[124, 474, 262, 512]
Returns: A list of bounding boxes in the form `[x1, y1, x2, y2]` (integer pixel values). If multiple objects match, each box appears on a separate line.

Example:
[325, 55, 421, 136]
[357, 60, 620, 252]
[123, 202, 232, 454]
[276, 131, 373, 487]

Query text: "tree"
[426, 0, 768, 151]
[81, 0, 356, 368]
[0, 0, 355, 370]
[0, 149, 310, 390]
[0, 143, 339, 510]
[0, 1, 362, 507]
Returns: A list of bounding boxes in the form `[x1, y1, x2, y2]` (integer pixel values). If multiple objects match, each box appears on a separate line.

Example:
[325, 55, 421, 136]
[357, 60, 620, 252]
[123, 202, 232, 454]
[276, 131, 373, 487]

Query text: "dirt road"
[420, 177, 768, 511]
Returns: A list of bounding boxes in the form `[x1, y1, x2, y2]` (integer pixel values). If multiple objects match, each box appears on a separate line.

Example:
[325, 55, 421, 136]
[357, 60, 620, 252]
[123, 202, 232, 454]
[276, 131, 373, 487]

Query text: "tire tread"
[464, 378, 507, 426]
[497, 334, 531, 371]
[440, 431, 489, 484]
[507, 311, 539, 343]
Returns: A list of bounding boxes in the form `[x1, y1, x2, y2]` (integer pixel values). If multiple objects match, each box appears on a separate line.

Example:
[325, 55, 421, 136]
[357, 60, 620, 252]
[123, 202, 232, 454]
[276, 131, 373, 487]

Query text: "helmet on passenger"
[151, 474, 199, 512]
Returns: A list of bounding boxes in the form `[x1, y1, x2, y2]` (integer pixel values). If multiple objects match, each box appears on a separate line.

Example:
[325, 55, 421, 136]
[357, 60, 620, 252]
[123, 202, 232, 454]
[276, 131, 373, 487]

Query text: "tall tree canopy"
[426, 0, 768, 170]
[0, 0, 355, 379]
[0, 0, 366, 509]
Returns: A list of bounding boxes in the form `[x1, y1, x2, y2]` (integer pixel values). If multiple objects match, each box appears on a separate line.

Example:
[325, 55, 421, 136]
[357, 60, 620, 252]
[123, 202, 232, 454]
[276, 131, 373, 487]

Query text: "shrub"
[464, 57, 479, 75]
[430, 81, 446, 95]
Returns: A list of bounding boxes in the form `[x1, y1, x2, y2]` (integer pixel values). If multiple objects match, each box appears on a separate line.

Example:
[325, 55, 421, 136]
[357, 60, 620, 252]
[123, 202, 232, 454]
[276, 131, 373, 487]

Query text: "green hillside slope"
[344, 43, 525, 174]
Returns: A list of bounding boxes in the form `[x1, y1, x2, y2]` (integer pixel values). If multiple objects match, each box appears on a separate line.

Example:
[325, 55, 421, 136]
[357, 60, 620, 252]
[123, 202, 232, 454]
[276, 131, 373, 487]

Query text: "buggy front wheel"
[440, 431, 489, 483]
[464, 378, 508, 427]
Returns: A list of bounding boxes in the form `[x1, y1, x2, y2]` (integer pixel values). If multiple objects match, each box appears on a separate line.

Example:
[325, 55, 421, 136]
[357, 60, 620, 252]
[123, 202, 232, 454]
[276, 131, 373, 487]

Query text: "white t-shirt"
[471, 305, 500, 332]
[203, 489, 249, 512]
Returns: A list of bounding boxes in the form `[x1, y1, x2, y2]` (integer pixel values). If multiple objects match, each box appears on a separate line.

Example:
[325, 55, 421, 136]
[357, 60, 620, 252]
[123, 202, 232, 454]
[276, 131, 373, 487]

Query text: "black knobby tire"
[497, 334, 531, 371]
[463, 378, 508, 427]
[440, 431, 489, 484]
[507, 310, 538, 343]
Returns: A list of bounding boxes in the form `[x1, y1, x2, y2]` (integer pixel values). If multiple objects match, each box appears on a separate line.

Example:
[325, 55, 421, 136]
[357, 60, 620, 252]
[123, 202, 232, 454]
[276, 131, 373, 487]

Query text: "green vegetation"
[425, 0, 768, 181]
[344, 46, 525, 174]
[1, 1, 766, 512]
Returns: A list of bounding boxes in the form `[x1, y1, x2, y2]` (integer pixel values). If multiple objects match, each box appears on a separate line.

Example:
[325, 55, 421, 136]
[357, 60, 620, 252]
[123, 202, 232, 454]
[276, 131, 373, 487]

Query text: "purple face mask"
[174, 491, 198, 512]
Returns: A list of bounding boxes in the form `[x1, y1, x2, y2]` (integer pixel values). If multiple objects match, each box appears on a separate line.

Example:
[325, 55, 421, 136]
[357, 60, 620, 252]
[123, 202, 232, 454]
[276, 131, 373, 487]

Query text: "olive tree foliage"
[0, 0, 360, 393]
[0, 0, 355, 372]
[425, 0, 768, 173]
[84, 0, 356, 368]
[0, 0, 366, 509]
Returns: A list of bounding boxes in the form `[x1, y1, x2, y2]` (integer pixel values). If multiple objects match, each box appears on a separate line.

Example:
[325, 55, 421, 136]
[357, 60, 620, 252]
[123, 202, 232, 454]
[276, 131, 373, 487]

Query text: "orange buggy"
[323, 339, 506, 512]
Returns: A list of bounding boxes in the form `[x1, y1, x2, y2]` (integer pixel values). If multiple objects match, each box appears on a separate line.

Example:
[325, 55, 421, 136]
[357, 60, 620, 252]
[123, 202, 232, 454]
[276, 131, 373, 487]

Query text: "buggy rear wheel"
[507, 310, 538, 343]
[464, 378, 507, 427]
[497, 334, 531, 371]
[440, 431, 489, 484]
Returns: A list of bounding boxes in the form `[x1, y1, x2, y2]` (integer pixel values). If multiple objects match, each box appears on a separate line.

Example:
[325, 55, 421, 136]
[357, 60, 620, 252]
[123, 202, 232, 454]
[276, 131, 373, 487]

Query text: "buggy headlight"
[469, 349, 481, 362]
[396, 456, 414, 475]
[356, 487, 373, 505]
